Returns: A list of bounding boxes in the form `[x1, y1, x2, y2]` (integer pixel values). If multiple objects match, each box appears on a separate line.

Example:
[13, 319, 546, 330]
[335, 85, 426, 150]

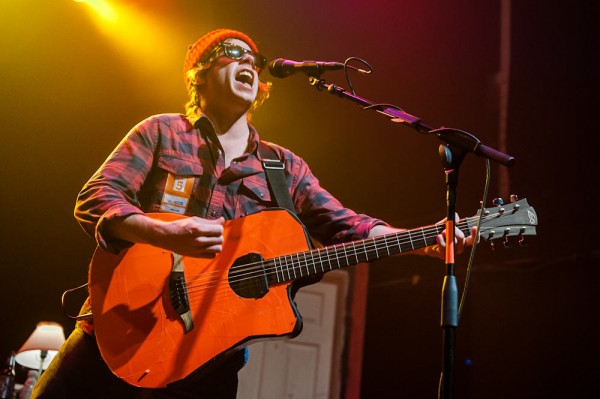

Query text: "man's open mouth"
[235, 70, 254, 86]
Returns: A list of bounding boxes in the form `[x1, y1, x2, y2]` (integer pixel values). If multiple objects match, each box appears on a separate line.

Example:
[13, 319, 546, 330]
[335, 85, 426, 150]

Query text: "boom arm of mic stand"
[308, 77, 515, 167]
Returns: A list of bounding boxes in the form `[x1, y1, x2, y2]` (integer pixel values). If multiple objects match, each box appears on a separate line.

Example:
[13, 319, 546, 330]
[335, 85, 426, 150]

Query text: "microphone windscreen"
[268, 59, 291, 78]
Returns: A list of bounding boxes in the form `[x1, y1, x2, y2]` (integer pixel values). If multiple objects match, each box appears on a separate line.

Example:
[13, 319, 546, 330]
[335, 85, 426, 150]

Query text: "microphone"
[268, 58, 345, 78]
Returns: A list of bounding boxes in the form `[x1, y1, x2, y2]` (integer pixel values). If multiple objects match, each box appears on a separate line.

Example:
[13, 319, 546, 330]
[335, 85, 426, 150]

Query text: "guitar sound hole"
[229, 252, 269, 299]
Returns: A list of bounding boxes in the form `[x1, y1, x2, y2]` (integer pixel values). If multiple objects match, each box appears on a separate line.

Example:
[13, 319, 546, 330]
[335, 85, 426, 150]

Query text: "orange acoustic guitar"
[89, 198, 537, 388]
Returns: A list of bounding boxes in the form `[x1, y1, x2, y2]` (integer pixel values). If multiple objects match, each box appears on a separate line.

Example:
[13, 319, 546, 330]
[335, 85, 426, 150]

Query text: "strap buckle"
[262, 159, 285, 170]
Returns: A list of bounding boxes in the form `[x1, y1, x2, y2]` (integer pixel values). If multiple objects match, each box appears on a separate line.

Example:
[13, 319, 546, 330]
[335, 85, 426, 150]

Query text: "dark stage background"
[0, 0, 596, 397]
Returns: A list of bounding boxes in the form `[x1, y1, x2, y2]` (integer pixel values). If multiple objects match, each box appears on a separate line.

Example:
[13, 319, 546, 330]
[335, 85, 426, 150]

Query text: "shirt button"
[259, 193, 264, 198]
[210, 211, 217, 217]
[217, 149, 222, 155]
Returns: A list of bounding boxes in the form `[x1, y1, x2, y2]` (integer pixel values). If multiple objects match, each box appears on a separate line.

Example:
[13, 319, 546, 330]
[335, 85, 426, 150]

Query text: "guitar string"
[186, 204, 528, 305]
[189, 217, 469, 283]
[177, 215, 494, 303]
[178, 208, 525, 309]
[180, 219, 453, 296]
[179, 217, 483, 302]
[180, 204, 528, 303]
[180, 213, 516, 307]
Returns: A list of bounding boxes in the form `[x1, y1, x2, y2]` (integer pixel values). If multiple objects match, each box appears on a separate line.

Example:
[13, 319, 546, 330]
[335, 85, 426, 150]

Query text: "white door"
[237, 270, 349, 399]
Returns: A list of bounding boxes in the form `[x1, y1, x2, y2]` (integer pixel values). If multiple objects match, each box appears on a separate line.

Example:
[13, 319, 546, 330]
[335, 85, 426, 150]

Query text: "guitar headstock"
[471, 197, 538, 248]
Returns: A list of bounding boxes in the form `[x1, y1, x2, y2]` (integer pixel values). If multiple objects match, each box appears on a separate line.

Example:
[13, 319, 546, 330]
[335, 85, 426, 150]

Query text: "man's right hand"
[105, 214, 225, 258]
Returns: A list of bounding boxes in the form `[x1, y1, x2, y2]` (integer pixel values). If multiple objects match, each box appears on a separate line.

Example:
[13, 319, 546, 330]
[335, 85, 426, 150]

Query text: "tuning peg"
[503, 236, 513, 248]
[492, 198, 504, 206]
[518, 235, 528, 247]
[517, 227, 528, 246]
[510, 194, 519, 202]
[490, 241, 496, 251]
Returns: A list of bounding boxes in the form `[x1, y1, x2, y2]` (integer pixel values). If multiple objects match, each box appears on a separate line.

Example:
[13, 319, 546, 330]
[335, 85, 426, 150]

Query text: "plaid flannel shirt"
[75, 113, 386, 253]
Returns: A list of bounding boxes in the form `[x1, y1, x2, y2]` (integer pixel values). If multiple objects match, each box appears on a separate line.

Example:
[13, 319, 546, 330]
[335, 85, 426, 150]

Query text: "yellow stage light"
[73, 0, 185, 77]
[74, 0, 117, 23]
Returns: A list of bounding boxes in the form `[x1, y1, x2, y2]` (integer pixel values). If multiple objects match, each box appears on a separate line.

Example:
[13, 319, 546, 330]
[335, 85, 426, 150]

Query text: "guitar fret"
[420, 227, 427, 247]
[327, 248, 334, 271]
[273, 258, 280, 283]
[311, 252, 317, 274]
[334, 246, 341, 268]
[295, 253, 302, 277]
[303, 252, 309, 276]
[362, 240, 369, 261]
[342, 245, 349, 267]
[286, 255, 293, 280]
[303, 252, 309, 275]
[351, 242, 359, 263]
[407, 230, 415, 250]
[293, 254, 299, 278]
[301, 252, 307, 275]
[381, 237, 389, 255]
[395, 234, 402, 254]
[304, 252, 311, 275]
[304, 252, 309, 274]
[278, 256, 283, 280]
[277, 256, 283, 281]
[294, 254, 299, 278]
[317, 248, 325, 273]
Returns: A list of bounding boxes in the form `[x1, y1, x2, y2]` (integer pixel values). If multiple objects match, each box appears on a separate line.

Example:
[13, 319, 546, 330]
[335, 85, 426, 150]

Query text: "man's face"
[201, 38, 260, 115]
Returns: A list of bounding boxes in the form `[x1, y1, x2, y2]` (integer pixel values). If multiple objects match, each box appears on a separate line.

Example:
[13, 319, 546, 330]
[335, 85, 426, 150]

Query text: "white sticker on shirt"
[163, 193, 189, 208]
[160, 174, 194, 214]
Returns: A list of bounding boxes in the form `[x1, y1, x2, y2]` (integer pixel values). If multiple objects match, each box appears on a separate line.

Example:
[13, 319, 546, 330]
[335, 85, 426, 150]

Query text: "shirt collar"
[194, 114, 261, 158]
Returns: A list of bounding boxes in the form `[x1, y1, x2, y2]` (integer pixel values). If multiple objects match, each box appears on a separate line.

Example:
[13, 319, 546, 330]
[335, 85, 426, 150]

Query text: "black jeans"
[31, 328, 243, 399]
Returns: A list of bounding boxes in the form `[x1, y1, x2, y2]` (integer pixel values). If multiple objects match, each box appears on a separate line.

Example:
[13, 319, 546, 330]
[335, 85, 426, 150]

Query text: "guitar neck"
[267, 218, 473, 284]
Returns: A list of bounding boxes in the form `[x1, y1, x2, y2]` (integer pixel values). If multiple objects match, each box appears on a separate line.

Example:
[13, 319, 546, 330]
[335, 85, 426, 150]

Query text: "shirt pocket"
[143, 152, 204, 213]
[157, 152, 204, 176]
[241, 174, 272, 201]
[235, 174, 274, 217]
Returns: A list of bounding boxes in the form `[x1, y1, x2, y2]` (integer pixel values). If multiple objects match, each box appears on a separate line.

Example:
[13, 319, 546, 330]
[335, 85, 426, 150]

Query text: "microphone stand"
[307, 77, 514, 398]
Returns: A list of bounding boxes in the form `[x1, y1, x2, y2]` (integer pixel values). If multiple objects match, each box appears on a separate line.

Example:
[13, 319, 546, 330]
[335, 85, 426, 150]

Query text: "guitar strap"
[258, 141, 323, 291]
[258, 141, 296, 214]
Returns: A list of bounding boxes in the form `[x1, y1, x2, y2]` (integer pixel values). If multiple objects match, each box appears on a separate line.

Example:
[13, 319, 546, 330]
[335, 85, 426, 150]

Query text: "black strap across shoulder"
[258, 141, 296, 214]
[258, 141, 322, 290]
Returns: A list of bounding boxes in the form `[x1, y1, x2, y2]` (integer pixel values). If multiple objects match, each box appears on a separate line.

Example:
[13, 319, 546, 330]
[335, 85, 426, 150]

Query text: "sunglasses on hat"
[202, 42, 267, 73]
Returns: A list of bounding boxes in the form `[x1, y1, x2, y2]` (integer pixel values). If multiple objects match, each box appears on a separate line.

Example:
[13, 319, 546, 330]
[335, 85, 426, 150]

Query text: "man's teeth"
[237, 70, 254, 85]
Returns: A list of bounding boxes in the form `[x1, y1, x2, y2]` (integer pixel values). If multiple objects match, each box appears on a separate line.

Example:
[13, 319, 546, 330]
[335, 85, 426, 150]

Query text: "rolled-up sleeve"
[74, 119, 159, 253]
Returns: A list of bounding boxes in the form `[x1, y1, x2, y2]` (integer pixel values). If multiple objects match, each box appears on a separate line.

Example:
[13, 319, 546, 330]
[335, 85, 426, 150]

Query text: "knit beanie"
[183, 29, 260, 83]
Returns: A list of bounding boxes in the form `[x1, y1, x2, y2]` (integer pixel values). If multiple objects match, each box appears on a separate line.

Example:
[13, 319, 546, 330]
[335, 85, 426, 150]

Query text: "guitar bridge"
[169, 253, 194, 333]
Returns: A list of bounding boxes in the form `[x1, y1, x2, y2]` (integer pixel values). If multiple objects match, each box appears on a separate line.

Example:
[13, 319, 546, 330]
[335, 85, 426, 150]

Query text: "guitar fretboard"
[264, 219, 473, 284]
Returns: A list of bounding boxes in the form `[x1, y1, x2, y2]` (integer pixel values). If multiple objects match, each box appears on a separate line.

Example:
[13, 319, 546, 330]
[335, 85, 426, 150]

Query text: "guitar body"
[89, 209, 308, 388]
